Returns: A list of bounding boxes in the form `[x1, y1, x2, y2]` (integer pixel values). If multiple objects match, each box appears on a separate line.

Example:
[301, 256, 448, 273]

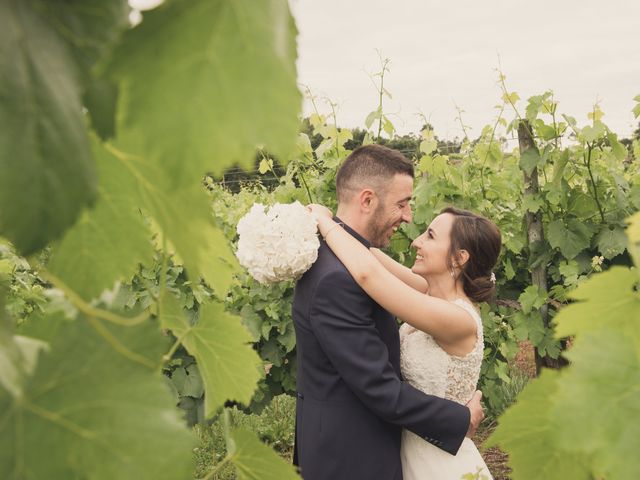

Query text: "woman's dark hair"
[440, 207, 502, 303]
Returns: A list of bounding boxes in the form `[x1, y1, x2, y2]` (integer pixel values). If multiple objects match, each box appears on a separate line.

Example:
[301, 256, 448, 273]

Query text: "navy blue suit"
[292, 221, 470, 480]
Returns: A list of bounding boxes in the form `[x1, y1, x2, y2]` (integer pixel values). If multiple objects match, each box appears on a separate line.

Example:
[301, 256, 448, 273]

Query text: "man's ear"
[357, 188, 377, 213]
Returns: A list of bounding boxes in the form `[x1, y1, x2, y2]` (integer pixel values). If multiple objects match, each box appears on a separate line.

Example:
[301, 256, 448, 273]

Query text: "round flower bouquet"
[236, 201, 320, 284]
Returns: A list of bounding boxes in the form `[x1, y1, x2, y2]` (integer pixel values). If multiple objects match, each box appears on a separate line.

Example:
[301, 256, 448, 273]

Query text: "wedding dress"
[399, 298, 493, 480]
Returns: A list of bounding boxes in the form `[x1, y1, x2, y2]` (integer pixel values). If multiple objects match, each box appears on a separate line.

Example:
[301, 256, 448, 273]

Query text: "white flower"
[236, 201, 320, 284]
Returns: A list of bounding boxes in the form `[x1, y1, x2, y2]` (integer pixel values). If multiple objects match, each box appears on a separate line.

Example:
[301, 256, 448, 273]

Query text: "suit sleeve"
[310, 269, 470, 455]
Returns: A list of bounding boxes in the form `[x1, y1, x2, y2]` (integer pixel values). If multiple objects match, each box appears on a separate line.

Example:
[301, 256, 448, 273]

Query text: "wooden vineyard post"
[517, 120, 551, 374]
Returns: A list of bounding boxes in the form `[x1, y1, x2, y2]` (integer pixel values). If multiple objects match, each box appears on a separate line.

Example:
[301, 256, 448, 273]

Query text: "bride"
[308, 204, 500, 480]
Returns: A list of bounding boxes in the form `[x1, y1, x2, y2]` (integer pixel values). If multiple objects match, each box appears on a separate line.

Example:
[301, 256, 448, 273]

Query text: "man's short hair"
[335, 144, 414, 203]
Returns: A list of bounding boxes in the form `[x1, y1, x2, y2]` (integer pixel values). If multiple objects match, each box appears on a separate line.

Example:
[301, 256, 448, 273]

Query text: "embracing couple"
[292, 144, 501, 479]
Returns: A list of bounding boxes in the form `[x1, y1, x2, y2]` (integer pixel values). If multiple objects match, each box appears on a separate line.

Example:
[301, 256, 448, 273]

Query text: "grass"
[193, 394, 296, 479]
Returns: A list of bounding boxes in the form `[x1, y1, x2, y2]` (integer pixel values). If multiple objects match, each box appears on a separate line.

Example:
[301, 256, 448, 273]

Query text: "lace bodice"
[399, 298, 484, 405]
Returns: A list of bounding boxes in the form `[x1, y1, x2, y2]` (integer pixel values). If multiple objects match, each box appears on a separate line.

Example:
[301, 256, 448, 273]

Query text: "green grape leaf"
[567, 191, 597, 217]
[279, 323, 296, 353]
[595, 225, 627, 259]
[156, 190, 239, 296]
[365, 107, 382, 129]
[183, 363, 205, 398]
[382, 116, 395, 136]
[518, 285, 547, 314]
[48, 139, 154, 301]
[632, 95, 640, 119]
[525, 94, 544, 122]
[519, 147, 541, 176]
[551, 150, 569, 183]
[0, 0, 97, 254]
[106, 144, 238, 296]
[0, 313, 194, 479]
[0, 330, 48, 400]
[230, 428, 300, 480]
[606, 132, 627, 161]
[259, 158, 273, 175]
[486, 370, 591, 479]
[554, 266, 640, 342]
[161, 296, 261, 417]
[296, 133, 313, 157]
[522, 194, 543, 213]
[537, 124, 557, 141]
[106, 0, 301, 186]
[39, 0, 130, 79]
[84, 77, 119, 140]
[172, 364, 205, 398]
[580, 123, 606, 143]
[503, 257, 515, 280]
[625, 211, 640, 266]
[239, 305, 263, 342]
[547, 219, 593, 259]
[420, 139, 438, 155]
[553, 330, 640, 479]
[502, 91, 520, 105]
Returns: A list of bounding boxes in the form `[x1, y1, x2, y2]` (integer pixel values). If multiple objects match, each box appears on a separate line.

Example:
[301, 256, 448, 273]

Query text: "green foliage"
[488, 215, 640, 479]
[161, 295, 262, 417]
[105, 0, 300, 184]
[1, 0, 303, 478]
[1, 312, 196, 480]
[47, 138, 155, 301]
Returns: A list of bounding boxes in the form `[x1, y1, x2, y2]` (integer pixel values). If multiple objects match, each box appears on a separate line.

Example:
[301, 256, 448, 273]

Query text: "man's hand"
[465, 390, 484, 437]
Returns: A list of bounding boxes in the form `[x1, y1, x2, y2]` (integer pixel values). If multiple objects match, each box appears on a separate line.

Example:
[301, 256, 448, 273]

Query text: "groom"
[292, 144, 484, 480]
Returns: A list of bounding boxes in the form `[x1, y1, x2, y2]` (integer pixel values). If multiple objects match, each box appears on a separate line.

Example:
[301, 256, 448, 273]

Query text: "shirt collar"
[334, 216, 371, 249]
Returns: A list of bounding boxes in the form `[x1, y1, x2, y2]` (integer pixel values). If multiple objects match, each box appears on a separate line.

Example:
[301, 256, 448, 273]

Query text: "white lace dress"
[399, 298, 493, 480]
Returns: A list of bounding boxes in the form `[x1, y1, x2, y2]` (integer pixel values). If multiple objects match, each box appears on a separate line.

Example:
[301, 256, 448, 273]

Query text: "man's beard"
[367, 205, 395, 248]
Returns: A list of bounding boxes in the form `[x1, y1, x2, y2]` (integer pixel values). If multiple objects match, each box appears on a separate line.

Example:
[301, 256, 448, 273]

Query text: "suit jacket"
[292, 221, 470, 480]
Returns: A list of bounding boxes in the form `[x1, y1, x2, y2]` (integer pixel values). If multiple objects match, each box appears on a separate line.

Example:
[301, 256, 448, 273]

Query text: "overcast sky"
[130, 0, 639, 140]
[290, 0, 640, 140]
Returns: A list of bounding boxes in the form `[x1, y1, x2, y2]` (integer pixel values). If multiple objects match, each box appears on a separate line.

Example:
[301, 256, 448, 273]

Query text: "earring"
[450, 267, 456, 278]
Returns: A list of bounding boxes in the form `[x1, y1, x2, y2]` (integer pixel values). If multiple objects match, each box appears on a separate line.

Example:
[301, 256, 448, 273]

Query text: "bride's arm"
[312, 211, 476, 344]
[371, 248, 429, 293]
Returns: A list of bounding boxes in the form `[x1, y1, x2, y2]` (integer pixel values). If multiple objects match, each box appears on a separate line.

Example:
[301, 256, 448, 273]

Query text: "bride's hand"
[307, 204, 333, 222]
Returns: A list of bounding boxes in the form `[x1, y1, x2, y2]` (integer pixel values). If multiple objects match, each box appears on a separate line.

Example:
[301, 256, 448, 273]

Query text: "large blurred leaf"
[0, 332, 48, 400]
[145, 184, 238, 296]
[0, 313, 194, 479]
[487, 370, 591, 479]
[0, 0, 98, 254]
[43, 0, 128, 140]
[48, 138, 154, 301]
[554, 330, 640, 479]
[106, 0, 301, 186]
[39, 0, 129, 77]
[230, 428, 300, 480]
[94, 142, 238, 296]
[83, 77, 119, 140]
[554, 266, 640, 344]
[161, 296, 262, 417]
[626, 211, 640, 266]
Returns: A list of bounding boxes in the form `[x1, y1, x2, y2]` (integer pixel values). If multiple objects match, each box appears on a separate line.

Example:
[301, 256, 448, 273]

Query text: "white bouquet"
[236, 201, 320, 284]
